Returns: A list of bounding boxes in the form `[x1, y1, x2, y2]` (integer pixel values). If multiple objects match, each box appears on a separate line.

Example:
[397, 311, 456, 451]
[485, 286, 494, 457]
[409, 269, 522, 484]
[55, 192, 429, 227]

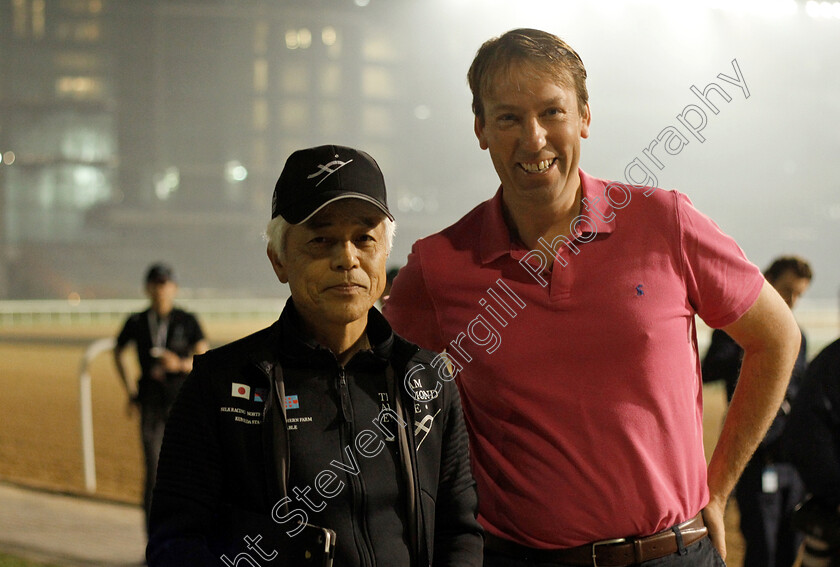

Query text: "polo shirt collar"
[479, 186, 511, 265]
[579, 169, 617, 237]
[479, 168, 616, 265]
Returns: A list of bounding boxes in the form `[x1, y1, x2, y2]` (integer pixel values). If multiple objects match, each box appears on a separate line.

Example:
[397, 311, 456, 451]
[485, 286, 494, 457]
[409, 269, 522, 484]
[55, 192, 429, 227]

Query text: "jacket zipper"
[338, 366, 376, 567]
[263, 364, 290, 506]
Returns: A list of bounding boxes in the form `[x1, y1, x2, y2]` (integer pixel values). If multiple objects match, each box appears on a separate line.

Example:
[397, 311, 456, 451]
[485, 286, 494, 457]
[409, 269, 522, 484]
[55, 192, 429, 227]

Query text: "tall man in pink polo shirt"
[383, 28, 801, 566]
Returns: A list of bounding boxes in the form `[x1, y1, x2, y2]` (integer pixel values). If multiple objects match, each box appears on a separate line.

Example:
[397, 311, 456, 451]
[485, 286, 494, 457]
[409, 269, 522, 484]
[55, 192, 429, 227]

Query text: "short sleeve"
[116, 313, 139, 348]
[382, 243, 446, 352]
[676, 192, 764, 329]
[188, 313, 206, 345]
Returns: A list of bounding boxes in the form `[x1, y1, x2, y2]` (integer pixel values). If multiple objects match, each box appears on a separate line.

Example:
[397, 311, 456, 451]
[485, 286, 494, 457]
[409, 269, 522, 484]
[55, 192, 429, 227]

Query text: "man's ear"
[580, 101, 591, 139]
[267, 246, 289, 284]
[474, 115, 489, 150]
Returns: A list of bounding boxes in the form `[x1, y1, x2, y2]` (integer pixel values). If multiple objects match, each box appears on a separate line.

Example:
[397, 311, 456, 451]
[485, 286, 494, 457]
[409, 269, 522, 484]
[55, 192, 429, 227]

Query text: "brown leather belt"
[484, 513, 708, 566]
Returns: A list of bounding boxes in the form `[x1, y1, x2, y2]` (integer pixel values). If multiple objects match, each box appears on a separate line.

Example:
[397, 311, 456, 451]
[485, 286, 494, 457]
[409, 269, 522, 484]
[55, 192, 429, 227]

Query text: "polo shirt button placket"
[549, 251, 574, 304]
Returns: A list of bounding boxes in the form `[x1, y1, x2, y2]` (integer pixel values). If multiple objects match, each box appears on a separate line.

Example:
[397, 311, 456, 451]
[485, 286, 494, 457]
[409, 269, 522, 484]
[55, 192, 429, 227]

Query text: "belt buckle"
[591, 537, 626, 567]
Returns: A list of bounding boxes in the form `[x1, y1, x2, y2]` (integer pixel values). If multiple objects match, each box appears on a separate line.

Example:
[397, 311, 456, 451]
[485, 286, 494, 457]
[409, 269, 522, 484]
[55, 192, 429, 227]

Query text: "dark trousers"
[484, 536, 725, 567]
[140, 402, 167, 537]
[735, 459, 805, 567]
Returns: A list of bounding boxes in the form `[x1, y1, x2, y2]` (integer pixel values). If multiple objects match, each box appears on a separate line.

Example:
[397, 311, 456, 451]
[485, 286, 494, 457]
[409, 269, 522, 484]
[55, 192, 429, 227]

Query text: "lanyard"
[148, 311, 170, 350]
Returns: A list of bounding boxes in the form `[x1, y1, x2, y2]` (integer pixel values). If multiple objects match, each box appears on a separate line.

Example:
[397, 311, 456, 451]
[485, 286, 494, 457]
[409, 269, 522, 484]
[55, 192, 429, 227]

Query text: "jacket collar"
[479, 168, 616, 265]
[261, 298, 394, 370]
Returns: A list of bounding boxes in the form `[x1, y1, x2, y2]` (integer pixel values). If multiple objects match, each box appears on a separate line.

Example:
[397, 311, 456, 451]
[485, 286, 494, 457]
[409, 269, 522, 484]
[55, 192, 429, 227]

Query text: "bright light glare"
[298, 28, 312, 49]
[154, 167, 180, 200]
[3, 151, 15, 165]
[355, 0, 370, 6]
[322, 26, 337, 46]
[225, 160, 248, 182]
[705, 0, 798, 16]
[516, 0, 800, 17]
[286, 29, 313, 50]
[804, 0, 840, 17]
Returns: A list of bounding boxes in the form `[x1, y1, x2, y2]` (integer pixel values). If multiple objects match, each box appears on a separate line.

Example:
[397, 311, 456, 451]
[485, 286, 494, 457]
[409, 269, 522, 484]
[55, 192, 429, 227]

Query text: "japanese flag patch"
[231, 383, 251, 400]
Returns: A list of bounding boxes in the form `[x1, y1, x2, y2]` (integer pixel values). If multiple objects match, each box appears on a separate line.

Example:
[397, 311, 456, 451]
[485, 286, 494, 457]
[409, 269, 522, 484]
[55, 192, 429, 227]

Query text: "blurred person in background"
[702, 255, 813, 567]
[784, 336, 840, 566]
[384, 27, 801, 566]
[146, 145, 482, 567]
[113, 262, 208, 536]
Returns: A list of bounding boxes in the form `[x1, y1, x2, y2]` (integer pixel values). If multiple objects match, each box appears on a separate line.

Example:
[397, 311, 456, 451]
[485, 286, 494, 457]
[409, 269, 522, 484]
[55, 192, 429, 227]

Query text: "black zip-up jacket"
[785, 337, 840, 508]
[147, 302, 483, 567]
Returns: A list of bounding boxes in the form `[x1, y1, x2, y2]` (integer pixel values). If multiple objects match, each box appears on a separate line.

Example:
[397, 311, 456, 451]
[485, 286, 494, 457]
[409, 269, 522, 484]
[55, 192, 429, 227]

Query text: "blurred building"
[2, 0, 838, 302]
[0, 0, 464, 299]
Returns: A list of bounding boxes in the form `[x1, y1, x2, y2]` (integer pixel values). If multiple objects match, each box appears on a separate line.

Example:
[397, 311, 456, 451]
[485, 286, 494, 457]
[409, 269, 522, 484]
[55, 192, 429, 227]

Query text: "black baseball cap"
[271, 144, 394, 224]
[145, 263, 175, 284]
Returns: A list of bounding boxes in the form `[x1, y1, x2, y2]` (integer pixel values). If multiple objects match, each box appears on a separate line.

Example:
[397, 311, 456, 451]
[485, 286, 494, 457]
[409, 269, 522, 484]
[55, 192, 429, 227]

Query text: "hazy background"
[1, 0, 838, 304]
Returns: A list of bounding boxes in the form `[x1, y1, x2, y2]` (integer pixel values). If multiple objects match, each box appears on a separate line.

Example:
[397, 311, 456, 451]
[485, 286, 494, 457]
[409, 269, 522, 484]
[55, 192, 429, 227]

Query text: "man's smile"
[518, 158, 557, 174]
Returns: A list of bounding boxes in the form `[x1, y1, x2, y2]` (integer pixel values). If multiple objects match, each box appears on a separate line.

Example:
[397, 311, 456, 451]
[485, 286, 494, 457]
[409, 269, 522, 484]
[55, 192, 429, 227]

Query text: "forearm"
[706, 282, 800, 504]
[163, 340, 208, 374]
[707, 341, 797, 503]
[699, 282, 800, 560]
[174, 355, 194, 374]
[113, 349, 134, 395]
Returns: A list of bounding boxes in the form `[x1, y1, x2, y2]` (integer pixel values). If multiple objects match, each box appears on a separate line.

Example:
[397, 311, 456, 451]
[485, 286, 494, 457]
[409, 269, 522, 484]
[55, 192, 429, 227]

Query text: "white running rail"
[78, 337, 117, 493]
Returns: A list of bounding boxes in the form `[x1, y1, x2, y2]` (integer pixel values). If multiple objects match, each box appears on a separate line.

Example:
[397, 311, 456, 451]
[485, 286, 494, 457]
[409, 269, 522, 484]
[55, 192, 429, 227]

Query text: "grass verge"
[0, 553, 60, 567]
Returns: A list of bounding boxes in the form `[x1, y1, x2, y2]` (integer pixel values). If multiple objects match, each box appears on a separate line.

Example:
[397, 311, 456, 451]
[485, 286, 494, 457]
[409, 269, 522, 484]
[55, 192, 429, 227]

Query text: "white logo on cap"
[307, 158, 354, 187]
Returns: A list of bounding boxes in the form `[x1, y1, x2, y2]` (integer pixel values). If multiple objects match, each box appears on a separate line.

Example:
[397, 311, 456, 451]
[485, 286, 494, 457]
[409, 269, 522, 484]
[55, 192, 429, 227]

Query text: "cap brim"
[293, 193, 394, 225]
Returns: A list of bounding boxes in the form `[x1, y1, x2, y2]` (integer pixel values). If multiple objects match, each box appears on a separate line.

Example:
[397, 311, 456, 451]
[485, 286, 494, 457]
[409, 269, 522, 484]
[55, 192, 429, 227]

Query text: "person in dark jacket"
[785, 336, 840, 565]
[702, 255, 812, 567]
[114, 262, 208, 536]
[147, 145, 483, 567]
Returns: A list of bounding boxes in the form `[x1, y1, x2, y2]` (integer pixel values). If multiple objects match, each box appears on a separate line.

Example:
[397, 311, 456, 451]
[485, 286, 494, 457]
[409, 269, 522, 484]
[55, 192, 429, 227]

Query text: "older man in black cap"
[147, 145, 483, 567]
[114, 262, 208, 537]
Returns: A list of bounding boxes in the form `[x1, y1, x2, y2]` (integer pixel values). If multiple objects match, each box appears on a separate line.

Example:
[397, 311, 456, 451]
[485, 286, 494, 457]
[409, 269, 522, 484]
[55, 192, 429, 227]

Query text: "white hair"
[265, 215, 396, 261]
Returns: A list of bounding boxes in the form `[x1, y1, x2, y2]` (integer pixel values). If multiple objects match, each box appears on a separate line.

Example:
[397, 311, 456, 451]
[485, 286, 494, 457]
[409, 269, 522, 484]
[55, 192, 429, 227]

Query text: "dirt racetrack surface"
[0, 318, 272, 503]
[0, 318, 745, 565]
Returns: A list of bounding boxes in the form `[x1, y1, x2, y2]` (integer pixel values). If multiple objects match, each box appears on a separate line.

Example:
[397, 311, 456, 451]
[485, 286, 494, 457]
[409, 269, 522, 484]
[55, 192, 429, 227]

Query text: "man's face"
[474, 62, 590, 204]
[146, 279, 177, 310]
[770, 270, 811, 309]
[269, 200, 389, 329]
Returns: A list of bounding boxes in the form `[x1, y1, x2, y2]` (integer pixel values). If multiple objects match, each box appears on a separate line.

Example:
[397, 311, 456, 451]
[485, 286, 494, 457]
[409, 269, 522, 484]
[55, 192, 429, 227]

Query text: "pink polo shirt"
[384, 170, 763, 548]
